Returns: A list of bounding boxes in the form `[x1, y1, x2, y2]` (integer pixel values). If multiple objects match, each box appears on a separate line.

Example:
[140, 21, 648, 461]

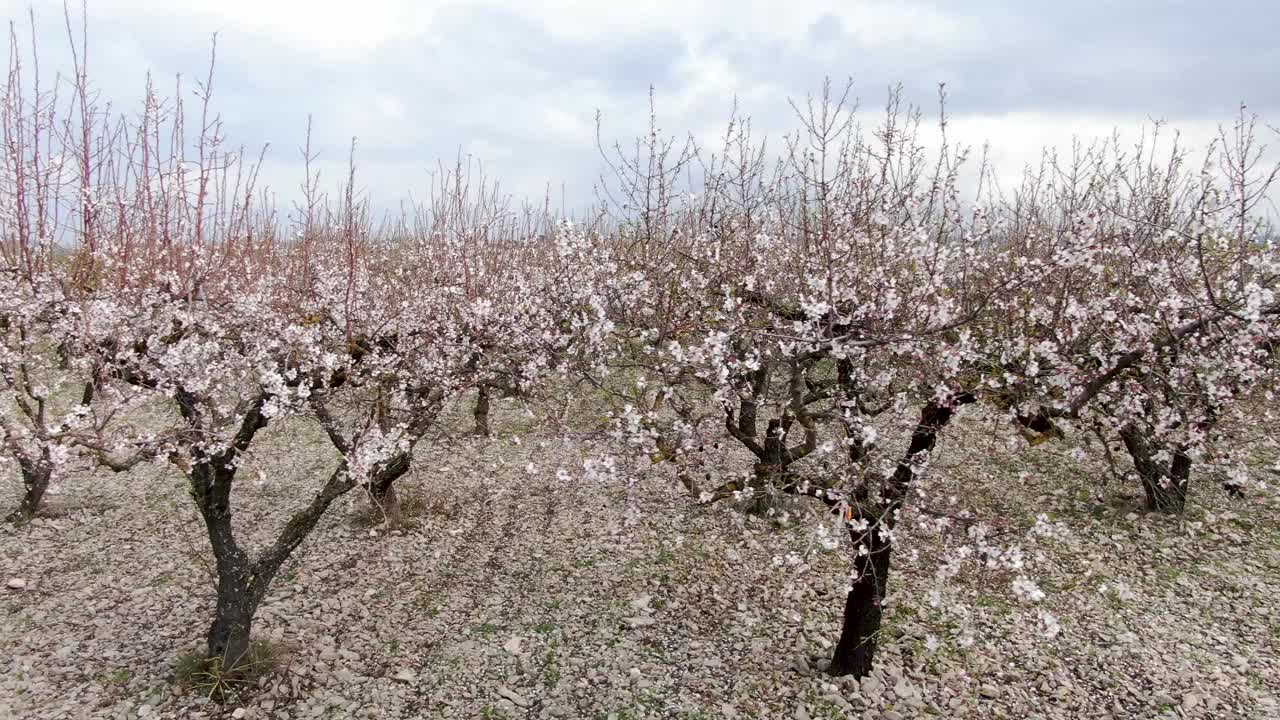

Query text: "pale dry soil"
[2, 403, 1279, 720]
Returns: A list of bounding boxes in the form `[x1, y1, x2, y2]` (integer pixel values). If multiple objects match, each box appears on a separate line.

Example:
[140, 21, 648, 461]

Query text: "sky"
[2, 0, 1277, 219]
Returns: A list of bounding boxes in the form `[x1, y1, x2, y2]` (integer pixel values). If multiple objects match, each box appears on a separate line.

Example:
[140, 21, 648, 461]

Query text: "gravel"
[1, 405, 1278, 719]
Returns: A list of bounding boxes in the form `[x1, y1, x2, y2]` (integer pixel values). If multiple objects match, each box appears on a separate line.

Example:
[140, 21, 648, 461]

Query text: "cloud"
[1, 0, 1274, 216]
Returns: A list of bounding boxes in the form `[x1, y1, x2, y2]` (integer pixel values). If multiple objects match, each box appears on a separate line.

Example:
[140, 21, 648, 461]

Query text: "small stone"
[497, 687, 530, 708]
[503, 637, 523, 655]
[793, 706, 811, 720]
[6, 578, 26, 590]
[231, 709, 247, 719]
[820, 692, 847, 709]
[793, 654, 810, 673]
[1182, 693, 1201, 709]
[861, 675, 885, 698]
[623, 616, 655, 628]
[882, 712, 905, 720]
[392, 669, 416, 683]
[979, 685, 1000, 699]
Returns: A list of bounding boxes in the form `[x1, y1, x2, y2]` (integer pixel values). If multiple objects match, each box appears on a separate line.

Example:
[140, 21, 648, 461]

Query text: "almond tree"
[0, 270, 87, 522]
[95, 276, 336, 667]
[62, 42, 392, 670]
[597, 85, 1045, 677]
[0, 14, 157, 522]
[292, 151, 606, 529]
[0, 16, 74, 522]
[411, 159, 552, 439]
[987, 118, 1280, 513]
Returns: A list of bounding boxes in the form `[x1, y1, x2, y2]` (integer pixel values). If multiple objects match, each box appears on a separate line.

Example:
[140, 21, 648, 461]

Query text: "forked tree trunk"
[162, 385, 380, 673]
[178, 394, 276, 672]
[1118, 425, 1190, 513]
[5, 460, 52, 524]
[743, 416, 797, 515]
[828, 397, 971, 677]
[473, 384, 492, 437]
[193, 455, 366, 671]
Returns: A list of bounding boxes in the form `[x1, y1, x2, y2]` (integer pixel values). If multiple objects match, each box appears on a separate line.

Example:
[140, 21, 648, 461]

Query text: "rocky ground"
[2, 401, 1278, 720]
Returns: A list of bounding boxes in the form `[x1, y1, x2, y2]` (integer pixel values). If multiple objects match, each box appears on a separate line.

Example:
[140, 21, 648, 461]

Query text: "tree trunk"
[370, 480, 403, 530]
[827, 396, 971, 677]
[195, 460, 364, 670]
[747, 419, 788, 515]
[361, 453, 413, 530]
[744, 465, 778, 515]
[191, 459, 261, 671]
[830, 534, 891, 677]
[473, 385, 491, 437]
[1118, 425, 1189, 513]
[1158, 449, 1191, 513]
[5, 462, 51, 524]
[206, 566, 259, 670]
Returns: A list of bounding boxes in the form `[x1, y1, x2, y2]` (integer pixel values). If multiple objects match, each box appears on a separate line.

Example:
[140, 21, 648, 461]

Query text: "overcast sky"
[3, 0, 1277, 217]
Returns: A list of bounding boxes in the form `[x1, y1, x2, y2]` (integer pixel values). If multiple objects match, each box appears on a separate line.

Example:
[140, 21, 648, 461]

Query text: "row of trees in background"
[1, 16, 1276, 681]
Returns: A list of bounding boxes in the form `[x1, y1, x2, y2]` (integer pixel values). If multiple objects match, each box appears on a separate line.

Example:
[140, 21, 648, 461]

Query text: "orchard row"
[1, 30, 1275, 681]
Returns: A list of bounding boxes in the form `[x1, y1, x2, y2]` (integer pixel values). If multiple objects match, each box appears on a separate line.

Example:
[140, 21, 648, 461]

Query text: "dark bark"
[828, 395, 972, 677]
[741, 417, 784, 512]
[114, 347, 386, 671]
[5, 381, 96, 524]
[5, 459, 51, 524]
[198, 459, 362, 669]
[473, 381, 523, 437]
[717, 357, 821, 510]
[473, 385, 492, 437]
[829, 534, 891, 677]
[367, 457, 411, 529]
[745, 461, 781, 515]
[191, 460, 258, 667]
[206, 558, 257, 668]
[1118, 425, 1190, 513]
[371, 482, 402, 529]
[179, 393, 368, 670]
[190, 454, 256, 667]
